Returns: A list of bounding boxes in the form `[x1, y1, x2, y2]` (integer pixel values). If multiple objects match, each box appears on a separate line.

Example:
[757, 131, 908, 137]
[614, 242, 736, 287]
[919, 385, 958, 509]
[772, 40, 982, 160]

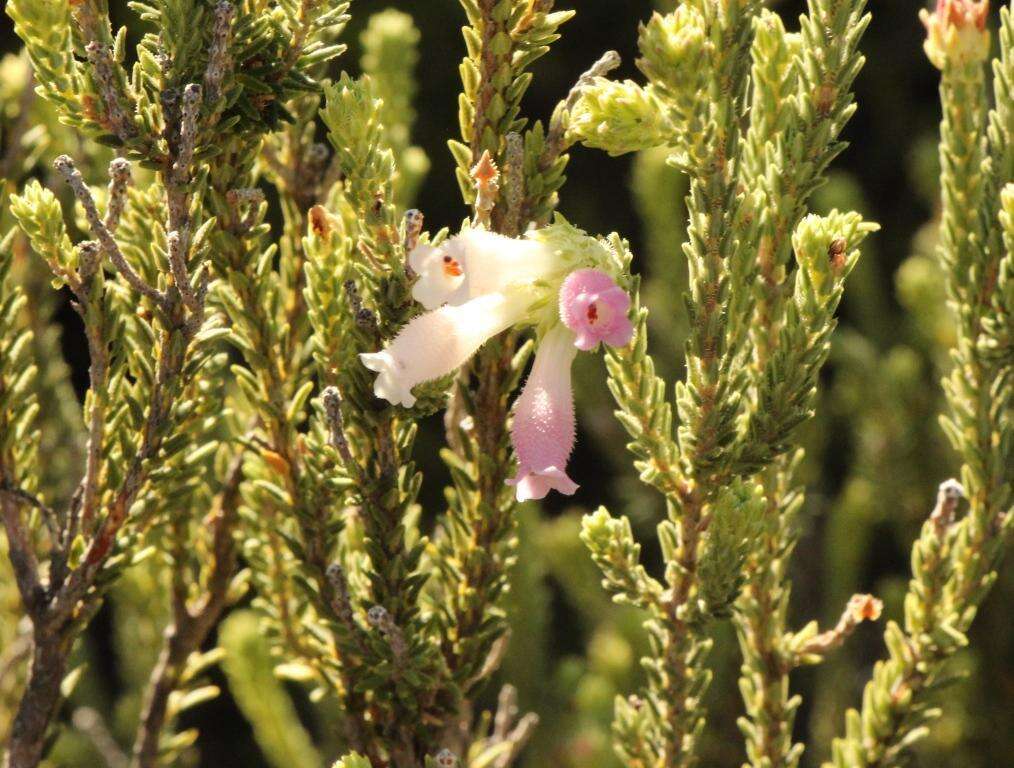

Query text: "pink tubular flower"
[559, 268, 634, 351]
[507, 325, 580, 502]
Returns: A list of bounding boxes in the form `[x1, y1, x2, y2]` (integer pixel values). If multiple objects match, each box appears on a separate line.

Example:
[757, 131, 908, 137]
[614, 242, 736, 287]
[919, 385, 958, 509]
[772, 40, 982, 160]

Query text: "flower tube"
[361, 290, 532, 407]
[507, 324, 580, 501]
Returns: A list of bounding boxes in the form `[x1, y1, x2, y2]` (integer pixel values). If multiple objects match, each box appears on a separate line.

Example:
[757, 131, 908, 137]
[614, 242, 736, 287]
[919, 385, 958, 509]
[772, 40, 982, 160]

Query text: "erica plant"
[0, 1, 1011, 768]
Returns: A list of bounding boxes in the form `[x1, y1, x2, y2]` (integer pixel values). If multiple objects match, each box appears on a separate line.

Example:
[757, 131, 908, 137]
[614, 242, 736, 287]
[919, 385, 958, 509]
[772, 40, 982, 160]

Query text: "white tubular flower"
[360, 291, 532, 407]
[409, 229, 563, 309]
[408, 241, 467, 309]
[366, 223, 636, 506]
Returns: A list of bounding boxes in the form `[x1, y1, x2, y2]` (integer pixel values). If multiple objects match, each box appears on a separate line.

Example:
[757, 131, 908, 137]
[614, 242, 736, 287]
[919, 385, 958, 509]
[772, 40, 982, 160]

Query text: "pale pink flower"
[368, 230, 562, 408]
[507, 325, 580, 501]
[360, 291, 531, 408]
[559, 268, 634, 351]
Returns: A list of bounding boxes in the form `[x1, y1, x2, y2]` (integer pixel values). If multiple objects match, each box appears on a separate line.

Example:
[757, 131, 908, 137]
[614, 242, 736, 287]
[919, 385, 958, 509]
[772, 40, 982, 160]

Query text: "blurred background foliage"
[0, 1, 1010, 767]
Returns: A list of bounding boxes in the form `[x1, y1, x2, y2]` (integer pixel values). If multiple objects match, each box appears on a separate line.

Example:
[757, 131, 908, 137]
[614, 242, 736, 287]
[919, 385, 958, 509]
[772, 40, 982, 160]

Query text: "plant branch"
[73, 708, 129, 768]
[0, 489, 44, 618]
[53, 155, 164, 307]
[130, 454, 243, 768]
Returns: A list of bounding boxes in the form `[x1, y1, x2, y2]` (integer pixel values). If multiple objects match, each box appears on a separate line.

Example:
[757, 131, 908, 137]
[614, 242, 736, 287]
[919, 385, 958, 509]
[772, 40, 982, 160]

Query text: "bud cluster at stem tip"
[920, 0, 990, 70]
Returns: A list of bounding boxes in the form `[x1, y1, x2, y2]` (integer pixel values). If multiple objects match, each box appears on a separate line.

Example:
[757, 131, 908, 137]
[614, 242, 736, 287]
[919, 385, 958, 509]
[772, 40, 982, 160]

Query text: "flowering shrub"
[0, 1, 1011, 768]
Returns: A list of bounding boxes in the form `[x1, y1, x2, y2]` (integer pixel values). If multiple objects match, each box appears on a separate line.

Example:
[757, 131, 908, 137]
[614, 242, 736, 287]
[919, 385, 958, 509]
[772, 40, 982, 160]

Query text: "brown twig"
[0, 489, 44, 618]
[130, 453, 243, 768]
[73, 708, 129, 768]
[468, 0, 511, 161]
[796, 594, 883, 659]
[74, 302, 109, 536]
[84, 42, 137, 142]
[0, 482, 55, 524]
[366, 604, 408, 666]
[203, 2, 235, 111]
[60, 314, 192, 615]
[0, 620, 31, 691]
[104, 159, 132, 234]
[326, 563, 364, 642]
[53, 155, 165, 307]
[322, 386, 356, 469]
[660, 492, 706, 768]
[3, 628, 70, 768]
[164, 83, 202, 270]
[166, 231, 201, 313]
[500, 133, 525, 235]
[4, 9, 226, 766]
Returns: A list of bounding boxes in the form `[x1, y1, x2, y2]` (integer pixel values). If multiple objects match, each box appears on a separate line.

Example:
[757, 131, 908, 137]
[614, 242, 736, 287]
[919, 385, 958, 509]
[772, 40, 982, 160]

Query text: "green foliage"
[453, 0, 573, 202]
[0, 231, 41, 750]
[823, 6, 1014, 766]
[8, 181, 76, 286]
[1, 2, 1012, 768]
[697, 481, 765, 619]
[572, 1, 885, 765]
[220, 611, 321, 768]
[582, 506, 663, 612]
[321, 73, 394, 216]
[569, 79, 673, 157]
[0, 0, 359, 765]
[0, 229, 40, 510]
[4, 1, 79, 123]
[360, 9, 428, 206]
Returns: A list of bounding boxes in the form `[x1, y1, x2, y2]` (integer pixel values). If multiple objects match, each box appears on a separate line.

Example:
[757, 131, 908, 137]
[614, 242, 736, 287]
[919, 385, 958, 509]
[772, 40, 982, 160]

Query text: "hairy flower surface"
[364, 224, 634, 498]
[507, 324, 580, 501]
[560, 268, 634, 351]
[921, 0, 990, 69]
[360, 291, 531, 408]
[409, 229, 561, 309]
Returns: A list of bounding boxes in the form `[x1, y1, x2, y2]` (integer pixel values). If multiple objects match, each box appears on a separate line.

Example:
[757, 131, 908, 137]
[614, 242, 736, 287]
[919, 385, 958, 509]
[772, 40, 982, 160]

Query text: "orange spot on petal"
[443, 260, 463, 277]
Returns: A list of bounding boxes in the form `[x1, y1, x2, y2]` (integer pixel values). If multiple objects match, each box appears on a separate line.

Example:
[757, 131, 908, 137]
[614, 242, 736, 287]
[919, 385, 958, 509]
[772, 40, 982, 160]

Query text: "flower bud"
[792, 210, 877, 311]
[636, 8, 707, 102]
[920, 0, 990, 70]
[568, 78, 675, 157]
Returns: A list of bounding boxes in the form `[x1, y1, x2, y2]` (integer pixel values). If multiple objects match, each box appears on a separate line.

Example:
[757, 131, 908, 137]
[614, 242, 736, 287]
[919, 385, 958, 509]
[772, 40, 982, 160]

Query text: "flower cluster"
[920, 0, 990, 69]
[361, 224, 633, 501]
